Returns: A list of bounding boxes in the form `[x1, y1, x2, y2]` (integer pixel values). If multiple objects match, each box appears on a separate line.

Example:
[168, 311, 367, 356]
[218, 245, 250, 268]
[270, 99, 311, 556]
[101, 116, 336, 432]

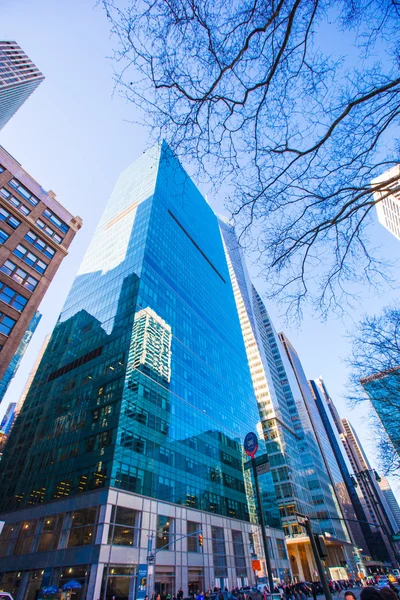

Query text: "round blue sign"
[244, 432, 258, 458]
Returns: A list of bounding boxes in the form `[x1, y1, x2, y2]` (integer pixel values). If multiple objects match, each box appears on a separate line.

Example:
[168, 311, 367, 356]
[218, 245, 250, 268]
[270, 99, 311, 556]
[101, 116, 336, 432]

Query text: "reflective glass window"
[0, 228, 9, 245]
[0, 284, 27, 311]
[8, 178, 38, 206]
[0, 312, 16, 335]
[156, 515, 174, 550]
[0, 259, 39, 291]
[0, 207, 20, 229]
[43, 208, 69, 233]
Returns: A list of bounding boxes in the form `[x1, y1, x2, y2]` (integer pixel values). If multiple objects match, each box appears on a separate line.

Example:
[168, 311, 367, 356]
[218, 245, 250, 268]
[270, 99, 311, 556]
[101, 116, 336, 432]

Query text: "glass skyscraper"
[0, 41, 44, 131]
[361, 370, 400, 460]
[0, 143, 288, 600]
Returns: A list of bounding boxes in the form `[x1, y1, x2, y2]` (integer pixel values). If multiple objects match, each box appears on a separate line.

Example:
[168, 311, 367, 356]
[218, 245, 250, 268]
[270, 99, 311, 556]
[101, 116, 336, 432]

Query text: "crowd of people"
[148, 577, 400, 600]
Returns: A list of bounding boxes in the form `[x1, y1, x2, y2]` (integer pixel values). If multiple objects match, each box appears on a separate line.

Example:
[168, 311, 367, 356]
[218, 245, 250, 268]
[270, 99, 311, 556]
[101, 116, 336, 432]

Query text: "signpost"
[244, 432, 274, 596]
[244, 432, 259, 458]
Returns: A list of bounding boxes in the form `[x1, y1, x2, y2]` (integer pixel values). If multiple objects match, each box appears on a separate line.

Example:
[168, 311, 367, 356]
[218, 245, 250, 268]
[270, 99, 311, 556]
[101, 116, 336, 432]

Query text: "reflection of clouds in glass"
[130, 307, 172, 382]
[78, 149, 160, 277]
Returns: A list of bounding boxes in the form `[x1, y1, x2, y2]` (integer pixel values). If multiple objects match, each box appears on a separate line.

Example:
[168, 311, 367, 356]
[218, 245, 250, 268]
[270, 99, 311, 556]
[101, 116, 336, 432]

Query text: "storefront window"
[101, 565, 136, 600]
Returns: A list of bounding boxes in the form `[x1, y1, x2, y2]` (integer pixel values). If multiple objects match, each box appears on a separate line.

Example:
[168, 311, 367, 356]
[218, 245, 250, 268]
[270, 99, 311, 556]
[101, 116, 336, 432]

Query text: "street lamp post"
[243, 432, 275, 595]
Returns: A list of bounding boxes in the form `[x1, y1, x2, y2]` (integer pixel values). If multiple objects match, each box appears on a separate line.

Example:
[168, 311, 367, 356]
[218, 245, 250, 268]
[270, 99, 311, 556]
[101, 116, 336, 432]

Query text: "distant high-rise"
[0, 310, 41, 405]
[310, 378, 399, 568]
[379, 478, 400, 533]
[0, 402, 16, 436]
[14, 333, 50, 420]
[0, 41, 45, 130]
[372, 165, 400, 240]
[361, 369, 400, 460]
[0, 146, 82, 386]
[279, 335, 369, 566]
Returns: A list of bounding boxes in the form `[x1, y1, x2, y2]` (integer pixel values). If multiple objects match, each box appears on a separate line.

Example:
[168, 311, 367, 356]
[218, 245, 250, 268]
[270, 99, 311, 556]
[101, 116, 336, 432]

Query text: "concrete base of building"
[0, 487, 291, 600]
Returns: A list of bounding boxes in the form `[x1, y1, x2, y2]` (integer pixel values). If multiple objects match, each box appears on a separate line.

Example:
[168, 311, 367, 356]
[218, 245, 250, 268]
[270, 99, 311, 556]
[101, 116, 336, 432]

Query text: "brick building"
[0, 145, 82, 382]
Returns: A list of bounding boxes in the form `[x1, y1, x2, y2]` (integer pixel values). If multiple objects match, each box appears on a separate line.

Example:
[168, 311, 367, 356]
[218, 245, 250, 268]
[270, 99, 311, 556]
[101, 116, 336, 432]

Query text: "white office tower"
[372, 165, 400, 240]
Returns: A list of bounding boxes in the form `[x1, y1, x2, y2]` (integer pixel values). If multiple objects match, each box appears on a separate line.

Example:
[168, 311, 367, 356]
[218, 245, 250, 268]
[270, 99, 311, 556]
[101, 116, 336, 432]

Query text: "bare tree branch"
[103, 0, 400, 318]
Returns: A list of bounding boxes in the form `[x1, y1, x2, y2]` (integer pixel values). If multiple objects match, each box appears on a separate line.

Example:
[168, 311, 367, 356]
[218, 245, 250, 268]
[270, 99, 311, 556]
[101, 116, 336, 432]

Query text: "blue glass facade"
[362, 371, 400, 459]
[0, 144, 279, 526]
[0, 310, 41, 405]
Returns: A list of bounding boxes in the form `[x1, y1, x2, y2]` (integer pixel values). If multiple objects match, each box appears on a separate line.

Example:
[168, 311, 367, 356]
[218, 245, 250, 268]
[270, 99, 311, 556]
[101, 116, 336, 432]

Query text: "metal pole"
[304, 519, 332, 600]
[252, 457, 275, 595]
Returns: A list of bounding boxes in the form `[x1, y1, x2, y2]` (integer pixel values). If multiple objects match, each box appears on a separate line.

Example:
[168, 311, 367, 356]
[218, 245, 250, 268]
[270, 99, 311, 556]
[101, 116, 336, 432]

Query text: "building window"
[0, 284, 28, 311]
[0, 165, 4, 173]
[232, 530, 247, 578]
[24, 230, 55, 259]
[43, 208, 69, 234]
[212, 526, 228, 578]
[0, 259, 39, 291]
[13, 244, 48, 274]
[107, 505, 141, 546]
[0, 188, 31, 215]
[276, 538, 288, 560]
[100, 565, 137, 600]
[37, 515, 63, 552]
[14, 520, 37, 555]
[0, 312, 16, 336]
[67, 506, 97, 548]
[8, 178, 39, 206]
[0, 523, 14, 557]
[35, 218, 63, 243]
[187, 521, 201, 552]
[156, 515, 174, 550]
[0, 228, 9, 245]
[0, 207, 20, 229]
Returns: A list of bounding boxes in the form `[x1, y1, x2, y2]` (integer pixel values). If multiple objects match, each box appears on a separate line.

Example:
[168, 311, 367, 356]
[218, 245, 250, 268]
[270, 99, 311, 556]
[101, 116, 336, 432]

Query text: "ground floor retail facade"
[0, 487, 291, 600]
[286, 535, 362, 582]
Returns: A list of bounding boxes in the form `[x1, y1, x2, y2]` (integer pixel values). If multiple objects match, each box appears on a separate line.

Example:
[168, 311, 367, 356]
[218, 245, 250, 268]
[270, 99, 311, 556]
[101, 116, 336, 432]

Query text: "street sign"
[392, 533, 400, 542]
[296, 513, 308, 526]
[245, 454, 270, 472]
[147, 554, 155, 564]
[244, 432, 258, 458]
[252, 559, 261, 571]
[256, 461, 271, 476]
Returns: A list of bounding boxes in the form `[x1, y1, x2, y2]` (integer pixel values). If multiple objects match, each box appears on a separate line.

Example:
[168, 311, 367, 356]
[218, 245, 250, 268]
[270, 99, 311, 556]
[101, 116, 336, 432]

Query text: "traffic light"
[314, 534, 328, 559]
[198, 533, 203, 547]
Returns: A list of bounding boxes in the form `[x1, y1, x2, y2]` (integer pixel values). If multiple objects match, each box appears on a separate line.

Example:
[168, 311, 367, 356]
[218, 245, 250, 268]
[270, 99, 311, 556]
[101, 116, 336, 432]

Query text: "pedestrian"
[311, 583, 318, 600]
[360, 588, 384, 600]
[197, 591, 205, 600]
[344, 592, 357, 600]
[299, 590, 307, 600]
[381, 590, 398, 600]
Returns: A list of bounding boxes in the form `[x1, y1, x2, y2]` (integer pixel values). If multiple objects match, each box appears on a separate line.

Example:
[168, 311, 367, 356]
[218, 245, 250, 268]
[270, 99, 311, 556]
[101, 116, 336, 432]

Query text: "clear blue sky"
[1, 0, 400, 494]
